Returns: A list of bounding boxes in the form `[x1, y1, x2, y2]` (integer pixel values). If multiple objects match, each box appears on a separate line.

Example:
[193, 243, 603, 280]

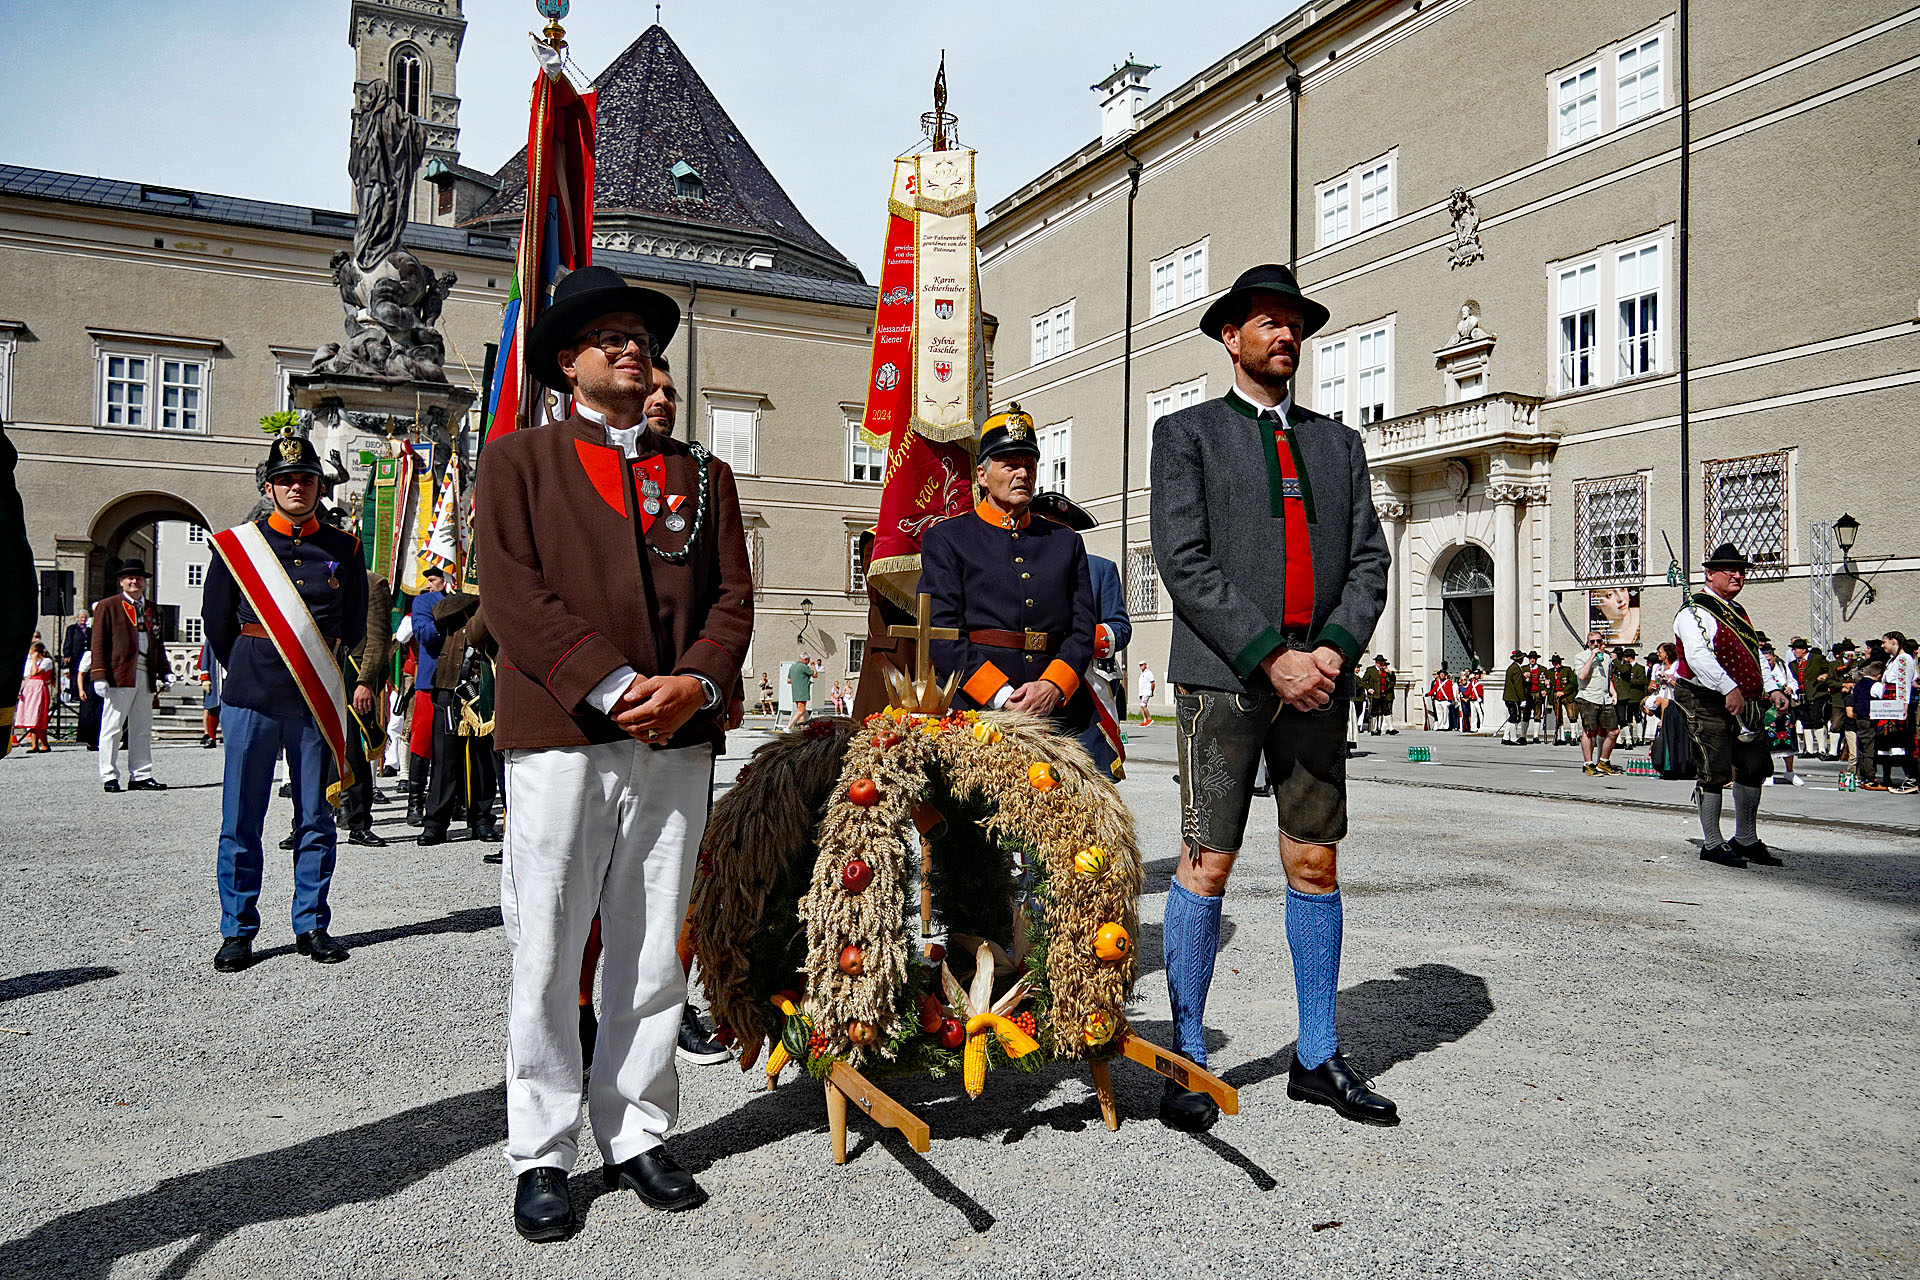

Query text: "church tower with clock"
[348, 0, 489, 228]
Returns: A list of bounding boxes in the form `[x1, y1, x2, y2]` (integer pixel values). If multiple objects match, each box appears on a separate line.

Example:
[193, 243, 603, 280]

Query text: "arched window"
[392, 47, 424, 117]
[1441, 545, 1494, 598]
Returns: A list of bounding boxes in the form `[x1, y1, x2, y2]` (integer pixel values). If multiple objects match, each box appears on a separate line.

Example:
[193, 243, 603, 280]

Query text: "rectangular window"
[1179, 243, 1206, 305]
[183, 617, 204, 645]
[186, 563, 205, 588]
[1126, 544, 1159, 617]
[1616, 243, 1660, 379]
[848, 420, 885, 483]
[846, 636, 865, 675]
[1150, 240, 1207, 316]
[159, 360, 202, 431]
[1355, 327, 1390, 425]
[1616, 35, 1663, 125]
[707, 404, 757, 475]
[1357, 159, 1393, 230]
[1148, 376, 1207, 431]
[1574, 475, 1646, 582]
[103, 355, 149, 427]
[1704, 453, 1789, 579]
[1316, 338, 1349, 422]
[848, 532, 867, 594]
[1030, 301, 1073, 362]
[1557, 262, 1599, 391]
[1038, 420, 1070, 494]
[1147, 389, 1174, 426]
[1319, 180, 1351, 245]
[1556, 65, 1600, 148]
[186, 524, 208, 544]
[436, 183, 454, 216]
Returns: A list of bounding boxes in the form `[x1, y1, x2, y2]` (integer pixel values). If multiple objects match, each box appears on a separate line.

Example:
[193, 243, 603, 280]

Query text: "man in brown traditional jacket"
[89, 557, 170, 791]
[475, 265, 752, 1241]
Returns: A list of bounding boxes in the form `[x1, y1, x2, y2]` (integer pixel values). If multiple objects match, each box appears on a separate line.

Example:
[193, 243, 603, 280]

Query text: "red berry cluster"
[806, 1030, 832, 1059]
[1011, 1010, 1037, 1038]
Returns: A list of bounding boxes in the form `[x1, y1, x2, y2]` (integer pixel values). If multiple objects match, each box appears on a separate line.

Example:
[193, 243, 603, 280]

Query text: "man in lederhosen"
[920, 407, 1095, 741]
[1150, 264, 1396, 1133]
[476, 265, 752, 1240]
[204, 432, 369, 972]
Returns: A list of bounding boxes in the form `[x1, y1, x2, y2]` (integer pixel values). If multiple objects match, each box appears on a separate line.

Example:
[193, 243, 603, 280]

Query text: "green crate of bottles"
[1407, 746, 1432, 762]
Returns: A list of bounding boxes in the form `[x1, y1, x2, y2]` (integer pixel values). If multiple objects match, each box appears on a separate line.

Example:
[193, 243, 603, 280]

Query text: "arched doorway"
[1439, 545, 1494, 673]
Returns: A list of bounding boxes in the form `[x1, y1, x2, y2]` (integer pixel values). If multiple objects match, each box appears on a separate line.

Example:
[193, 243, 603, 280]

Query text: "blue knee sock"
[1163, 880, 1223, 1067]
[1285, 886, 1343, 1070]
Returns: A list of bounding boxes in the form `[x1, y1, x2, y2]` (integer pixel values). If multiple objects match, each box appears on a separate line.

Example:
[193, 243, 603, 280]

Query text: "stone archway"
[79, 491, 215, 603]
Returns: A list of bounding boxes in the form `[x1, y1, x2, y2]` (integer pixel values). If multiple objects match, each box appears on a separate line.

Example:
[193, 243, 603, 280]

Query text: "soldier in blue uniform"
[921, 408, 1095, 735]
[203, 433, 370, 973]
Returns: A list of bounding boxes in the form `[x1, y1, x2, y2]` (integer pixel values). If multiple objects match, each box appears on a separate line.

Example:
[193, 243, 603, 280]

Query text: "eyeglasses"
[578, 329, 653, 359]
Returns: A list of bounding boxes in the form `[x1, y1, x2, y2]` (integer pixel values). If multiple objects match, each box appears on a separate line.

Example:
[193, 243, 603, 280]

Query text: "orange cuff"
[1094, 623, 1113, 659]
[963, 661, 1010, 706]
[1041, 660, 1080, 702]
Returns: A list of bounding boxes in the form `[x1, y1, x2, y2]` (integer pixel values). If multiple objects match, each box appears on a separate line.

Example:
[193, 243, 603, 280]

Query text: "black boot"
[406, 781, 426, 827]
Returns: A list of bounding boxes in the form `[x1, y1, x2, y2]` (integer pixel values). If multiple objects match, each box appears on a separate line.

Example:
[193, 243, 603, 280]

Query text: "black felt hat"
[1199, 264, 1331, 343]
[527, 265, 681, 392]
[263, 431, 324, 482]
[111, 557, 150, 580]
[1702, 542, 1753, 571]
[1031, 490, 1097, 531]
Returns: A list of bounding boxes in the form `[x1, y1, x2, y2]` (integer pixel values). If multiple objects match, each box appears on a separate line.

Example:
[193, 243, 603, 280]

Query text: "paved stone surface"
[0, 733, 1914, 1278]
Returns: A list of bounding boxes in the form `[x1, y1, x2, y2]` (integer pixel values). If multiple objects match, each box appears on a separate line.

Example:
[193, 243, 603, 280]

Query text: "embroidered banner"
[909, 149, 978, 444]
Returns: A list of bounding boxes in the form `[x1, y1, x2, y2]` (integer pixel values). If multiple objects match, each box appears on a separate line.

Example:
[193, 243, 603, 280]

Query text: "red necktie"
[1269, 410, 1315, 631]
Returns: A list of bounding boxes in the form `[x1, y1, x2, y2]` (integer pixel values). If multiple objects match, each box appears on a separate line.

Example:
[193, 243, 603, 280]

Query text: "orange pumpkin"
[1027, 761, 1060, 790]
[1093, 922, 1131, 962]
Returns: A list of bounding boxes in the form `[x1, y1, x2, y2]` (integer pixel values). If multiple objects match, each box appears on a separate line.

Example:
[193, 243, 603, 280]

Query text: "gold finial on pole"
[537, 0, 569, 50]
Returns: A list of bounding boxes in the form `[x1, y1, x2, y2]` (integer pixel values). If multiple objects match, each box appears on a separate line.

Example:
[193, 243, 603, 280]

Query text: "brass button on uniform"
[1021, 572, 1031, 580]
[1014, 557, 1024, 563]
[1010, 532, 1019, 540]
[1025, 598, 1034, 607]
[293, 559, 302, 566]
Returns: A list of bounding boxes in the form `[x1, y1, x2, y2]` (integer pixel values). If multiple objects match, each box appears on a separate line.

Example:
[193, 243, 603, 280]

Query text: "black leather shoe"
[278, 782, 293, 798]
[482, 849, 504, 865]
[1700, 842, 1748, 868]
[370, 788, 390, 805]
[676, 1006, 730, 1065]
[1732, 838, 1782, 867]
[347, 827, 388, 848]
[418, 825, 447, 847]
[1287, 1052, 1399, 1125]
[278, 834, 297, 851]
[469, 818, 501, 842]
[128, 778, 167, 791]
[513, 1167, 575, 1243]
[212, 936, 253, 972]
[603, 1148, 706, 1212]
[379, 764, 398, 778]
[103, 780, 120, 793]
[1158, 1076, 1219, 1132]
[295, 929, 350, 963]
[200, 735, 216, 749]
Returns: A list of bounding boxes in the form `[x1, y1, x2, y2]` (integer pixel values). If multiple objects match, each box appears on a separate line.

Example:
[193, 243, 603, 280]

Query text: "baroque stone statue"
[1454, 300, 1494, 345]
[1447, 186, 1484, 270]
[312, 81, 457, 383]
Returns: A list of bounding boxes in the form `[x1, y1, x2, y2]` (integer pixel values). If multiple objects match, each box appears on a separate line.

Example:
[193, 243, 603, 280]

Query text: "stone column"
[1372, 478, 1407, 668]
[1490, 483, 1527, 665]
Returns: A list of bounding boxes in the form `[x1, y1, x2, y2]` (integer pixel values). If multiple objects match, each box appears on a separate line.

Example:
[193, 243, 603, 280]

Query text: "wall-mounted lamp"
[1832, 514, 1878, 619]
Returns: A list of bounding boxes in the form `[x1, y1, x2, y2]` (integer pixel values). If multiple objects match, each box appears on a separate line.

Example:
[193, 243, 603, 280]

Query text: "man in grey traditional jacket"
[1149, 264, 1397, 1133]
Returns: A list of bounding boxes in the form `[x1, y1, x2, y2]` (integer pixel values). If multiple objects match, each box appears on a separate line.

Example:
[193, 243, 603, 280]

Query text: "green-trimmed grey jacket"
[1150, 392, 1388, 695]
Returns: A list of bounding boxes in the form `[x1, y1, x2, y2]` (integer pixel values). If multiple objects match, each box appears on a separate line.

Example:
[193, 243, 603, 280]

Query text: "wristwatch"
[689, 673, 722, 713]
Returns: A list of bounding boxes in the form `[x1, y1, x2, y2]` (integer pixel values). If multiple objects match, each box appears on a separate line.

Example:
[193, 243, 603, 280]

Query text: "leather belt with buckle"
[968, 628, 1059, 652]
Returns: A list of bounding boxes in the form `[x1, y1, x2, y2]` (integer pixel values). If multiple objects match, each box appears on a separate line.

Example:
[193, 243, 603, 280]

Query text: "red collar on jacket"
[266, 512, 320, 537]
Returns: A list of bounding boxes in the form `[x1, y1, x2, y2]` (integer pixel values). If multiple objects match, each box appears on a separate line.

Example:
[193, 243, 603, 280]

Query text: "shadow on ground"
[249, 905, 502, 964]
[0, 966, 118, 1004]
[0, 1085, 503, 1280]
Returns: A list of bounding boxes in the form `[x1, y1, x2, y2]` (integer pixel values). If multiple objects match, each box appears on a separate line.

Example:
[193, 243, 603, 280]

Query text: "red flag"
[484, 61, 596, 445]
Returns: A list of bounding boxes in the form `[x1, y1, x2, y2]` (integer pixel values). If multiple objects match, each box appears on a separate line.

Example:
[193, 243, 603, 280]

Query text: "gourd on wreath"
[685, 706, 1143, 1098]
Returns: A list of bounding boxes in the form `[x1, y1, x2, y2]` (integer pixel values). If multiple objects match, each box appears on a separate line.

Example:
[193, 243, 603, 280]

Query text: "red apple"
[937, 1017, 966, 1049]
[841, 859, 874, 893]
[837, 945, 865, 976]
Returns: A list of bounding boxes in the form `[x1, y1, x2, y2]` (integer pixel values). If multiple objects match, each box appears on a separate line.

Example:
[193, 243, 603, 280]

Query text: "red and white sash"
[209, 522, 353, 805]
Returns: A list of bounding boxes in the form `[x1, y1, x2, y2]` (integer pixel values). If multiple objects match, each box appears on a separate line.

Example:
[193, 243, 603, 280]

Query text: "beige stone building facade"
[1, 13, 882, 695]
[982, 0, 1920, 715]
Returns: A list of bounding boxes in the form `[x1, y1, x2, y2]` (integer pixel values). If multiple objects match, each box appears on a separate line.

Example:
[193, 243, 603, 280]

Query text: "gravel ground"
[0, 735, 1913, 1279]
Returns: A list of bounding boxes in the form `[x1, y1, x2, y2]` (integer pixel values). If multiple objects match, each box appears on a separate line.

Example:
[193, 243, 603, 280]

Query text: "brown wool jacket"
[88, 594, 169, 690]
[474, 415, 753, 751]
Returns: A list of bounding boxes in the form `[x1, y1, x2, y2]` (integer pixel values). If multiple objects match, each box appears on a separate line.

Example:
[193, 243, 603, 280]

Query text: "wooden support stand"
[1113, 1031, 1239, 1114]
[825, 1060, 931, 1164]
[1089, 1058, 1119, 1131]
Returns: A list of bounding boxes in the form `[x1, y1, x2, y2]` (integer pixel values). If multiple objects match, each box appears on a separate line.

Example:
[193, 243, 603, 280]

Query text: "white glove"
[93, 680, 109, 697]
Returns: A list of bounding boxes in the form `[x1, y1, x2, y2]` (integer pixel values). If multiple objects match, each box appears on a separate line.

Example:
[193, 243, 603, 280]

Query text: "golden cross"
[888, 592, 960, 689]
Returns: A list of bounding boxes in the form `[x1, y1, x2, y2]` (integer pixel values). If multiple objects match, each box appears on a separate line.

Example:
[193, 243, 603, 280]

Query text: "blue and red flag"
[483, 54, 596, 445]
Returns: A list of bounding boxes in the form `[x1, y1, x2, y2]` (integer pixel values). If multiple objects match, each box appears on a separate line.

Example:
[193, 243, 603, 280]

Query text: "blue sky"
[0, 0, 1302, 279]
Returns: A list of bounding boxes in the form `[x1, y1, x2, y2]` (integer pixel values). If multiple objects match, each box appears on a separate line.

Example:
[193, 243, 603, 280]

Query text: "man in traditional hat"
[1548, 653, 1580, 745]
[1498, 649, 1526, 743]
[474, 264, 752, 1240]
[1031, 489, 1131, 779]
[1522, 651, 1547, 742]
[88, 556, 170, 791]
[1150, 264, 1395, 1134]
[1673, 544, 1789, 867]
[203, 431, 369, 972]
[1786, 637, 1832, 760]
[1359, 654, 1395, 735]
[922, 407, 1096, 738]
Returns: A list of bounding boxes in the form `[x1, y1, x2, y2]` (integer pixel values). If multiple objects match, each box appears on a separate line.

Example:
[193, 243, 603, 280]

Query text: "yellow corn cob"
[963, 1033, 988, 1098]
[764, 1042, 790, 1089]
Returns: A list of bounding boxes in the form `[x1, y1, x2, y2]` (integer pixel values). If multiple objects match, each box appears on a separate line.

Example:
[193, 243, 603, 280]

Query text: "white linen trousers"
[97, 684, 155, 784]
[500, 737, 714, 1175]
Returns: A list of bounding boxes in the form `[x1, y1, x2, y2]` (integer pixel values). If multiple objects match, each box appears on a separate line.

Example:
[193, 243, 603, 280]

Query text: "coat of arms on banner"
[875, 362, 900, 390]
[933, 361, 952, 382]
[934, 298, 954, 320]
